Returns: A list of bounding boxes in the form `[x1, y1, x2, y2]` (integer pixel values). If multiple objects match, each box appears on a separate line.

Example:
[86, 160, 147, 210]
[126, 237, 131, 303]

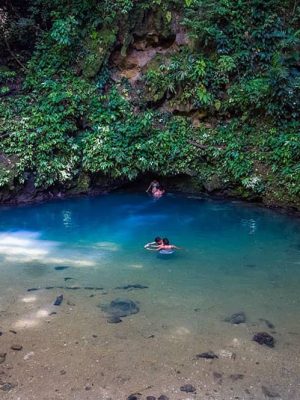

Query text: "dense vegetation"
[0, 0, 299, 207]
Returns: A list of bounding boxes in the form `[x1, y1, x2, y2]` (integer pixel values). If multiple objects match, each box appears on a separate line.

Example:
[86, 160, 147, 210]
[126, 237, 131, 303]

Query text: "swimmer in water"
[156, 238, 181, 251]
[146, 180, 165, 198]
[144, 236, 163, 250]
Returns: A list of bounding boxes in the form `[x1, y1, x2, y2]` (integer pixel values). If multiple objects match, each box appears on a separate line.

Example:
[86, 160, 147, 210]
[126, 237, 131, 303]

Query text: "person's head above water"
[162, 238, 170, 245]
[155, 236, 163, 244]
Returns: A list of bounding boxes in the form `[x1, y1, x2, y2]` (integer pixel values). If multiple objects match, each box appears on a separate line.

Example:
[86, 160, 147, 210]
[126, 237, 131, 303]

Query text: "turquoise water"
[0, 193, 300, 398]
[1, 193, 300, 325]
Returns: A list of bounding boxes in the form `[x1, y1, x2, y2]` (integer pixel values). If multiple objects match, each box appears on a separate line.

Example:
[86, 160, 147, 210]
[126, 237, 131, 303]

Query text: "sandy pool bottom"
[1, 282, 300, 400]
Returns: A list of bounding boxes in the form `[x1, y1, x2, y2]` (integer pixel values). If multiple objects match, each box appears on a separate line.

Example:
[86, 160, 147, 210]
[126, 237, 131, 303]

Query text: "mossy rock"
[80, 28, 117, 78]
[67, 172, 91, 195]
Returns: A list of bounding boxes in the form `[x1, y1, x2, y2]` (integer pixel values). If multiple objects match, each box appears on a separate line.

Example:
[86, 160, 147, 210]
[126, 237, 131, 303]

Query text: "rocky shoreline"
[0, 174, 299, 218]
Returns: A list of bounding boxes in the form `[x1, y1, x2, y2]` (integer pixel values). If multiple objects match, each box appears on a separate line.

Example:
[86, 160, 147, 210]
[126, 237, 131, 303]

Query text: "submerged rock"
[102, 298, 139, 319]
[261, 385, 280, 398]
[180, 384, 196, 393]
[54, 266, 69, 271]
[0, 383, 16, 392]
[219, 349, 236, 359]
[230, 374, 244, 381]
[11, 344, 22, 351]
[225, 311, 246, 324]
[54, 294, 64, 306]
[0, 352, 6, 364]
[253, 332, 275, 348]
[196, 351, 218, 359]
[127, 393, 142, 400]
[115, 284, 148, 290]
[107, 316, 122, 324]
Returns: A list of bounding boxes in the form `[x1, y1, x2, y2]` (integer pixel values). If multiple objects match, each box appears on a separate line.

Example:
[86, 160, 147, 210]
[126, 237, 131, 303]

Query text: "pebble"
[127, 394, 142, 400]
[196, 351, 218, 359]
[23, 351, 34, 360]
[219, 349, 236, 359]
[0, 382, 16, 392]
[54, 294, 64, 306]
[11, 344, 23, 351]
[180, 384, 196, 393]
[0, 352, 6, 364]
[261, 385, 280, 398]
[253, 332, 275, 348]
[107, 316, 122, 324]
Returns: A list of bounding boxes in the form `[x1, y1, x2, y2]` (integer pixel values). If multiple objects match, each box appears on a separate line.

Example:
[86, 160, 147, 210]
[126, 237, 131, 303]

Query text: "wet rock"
[95, 287, 104, 290]
[102, 298, 139, 318]
[64, 277, 73, 281]
[55, 266, 69, 271]
[158, 396, 169, 400]
[230, 374, 244, 381]
[54, 294, 64, 306]
[84, 287, 95, 290]
[225, 312, 246, 324]
[116, 284, 149, 290]
[253, 332, 275, 348]
[180, 384, 196, 393]
[196, 351, 218, 359]
[45, 286, 55, 290]
[0, 382, 16, 392]
[0, 352, 6, 364]
[11, 344, 22, 351]
[107, 316, 122, 324]
[261, 385, 280, 398]
[127, 393, 142, 400]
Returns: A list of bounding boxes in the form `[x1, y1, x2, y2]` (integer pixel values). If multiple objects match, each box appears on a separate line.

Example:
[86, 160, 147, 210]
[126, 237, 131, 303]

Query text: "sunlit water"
[0, 192, 300, 399]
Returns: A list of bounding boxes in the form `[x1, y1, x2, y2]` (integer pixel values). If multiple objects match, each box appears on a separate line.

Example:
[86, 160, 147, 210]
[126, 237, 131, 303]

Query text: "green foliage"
[0, 0, 299, 208]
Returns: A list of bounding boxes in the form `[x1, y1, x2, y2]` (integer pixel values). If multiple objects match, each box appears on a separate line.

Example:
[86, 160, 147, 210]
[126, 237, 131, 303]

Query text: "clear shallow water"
[0, 193, 300, 399]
